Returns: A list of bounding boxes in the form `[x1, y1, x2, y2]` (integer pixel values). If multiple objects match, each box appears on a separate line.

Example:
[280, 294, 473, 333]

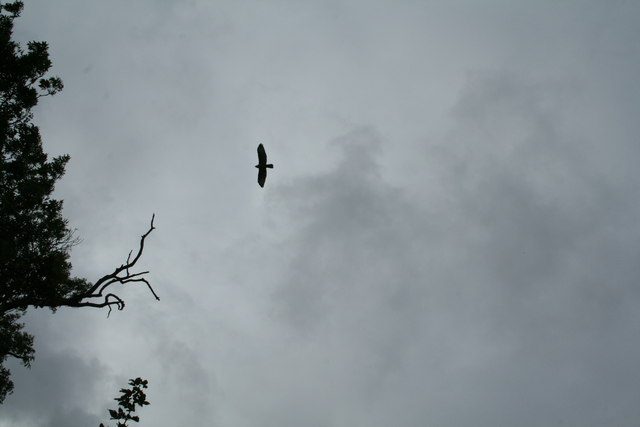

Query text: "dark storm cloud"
[273, 128, 431, 336]
[424, 72, 640, 425]
[1, 343, 107, 427]
[265, 72, 640, 426]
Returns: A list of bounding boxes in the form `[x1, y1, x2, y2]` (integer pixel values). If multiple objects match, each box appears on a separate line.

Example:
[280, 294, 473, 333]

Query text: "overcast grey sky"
[2, 0, 640, 426]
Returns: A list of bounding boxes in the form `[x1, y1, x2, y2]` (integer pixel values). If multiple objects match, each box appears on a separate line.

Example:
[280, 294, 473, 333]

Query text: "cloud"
[3, 1, 640, 426]
[0, 342, 108, 427]
[254, 72, 640, 426]
[272, 128, 427, 337]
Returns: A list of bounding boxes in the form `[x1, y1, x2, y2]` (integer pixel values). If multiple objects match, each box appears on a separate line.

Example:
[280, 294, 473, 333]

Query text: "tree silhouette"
[0, 1, 158, 403]
[100, 378, 150, 427]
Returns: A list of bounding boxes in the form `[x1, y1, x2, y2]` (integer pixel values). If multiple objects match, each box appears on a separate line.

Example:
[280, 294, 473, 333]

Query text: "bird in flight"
[256, 143, 274, 187]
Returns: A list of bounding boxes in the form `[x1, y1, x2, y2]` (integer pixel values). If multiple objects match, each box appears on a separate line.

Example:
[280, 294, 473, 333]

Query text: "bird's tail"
[266, 164, 274, 168]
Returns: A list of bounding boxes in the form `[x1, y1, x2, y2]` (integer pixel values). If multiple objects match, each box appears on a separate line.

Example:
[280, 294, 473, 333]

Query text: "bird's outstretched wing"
[257, 143, 267, 165]
[257, 168, 267, 187]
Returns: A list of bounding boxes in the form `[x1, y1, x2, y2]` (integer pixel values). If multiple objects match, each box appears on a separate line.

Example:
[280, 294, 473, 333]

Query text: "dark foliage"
[0, 1, 157, 403]
[101, 378, 150, 427]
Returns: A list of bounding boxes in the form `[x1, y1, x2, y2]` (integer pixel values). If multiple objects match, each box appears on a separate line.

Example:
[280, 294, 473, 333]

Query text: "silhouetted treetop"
[0, 1, 158, 403]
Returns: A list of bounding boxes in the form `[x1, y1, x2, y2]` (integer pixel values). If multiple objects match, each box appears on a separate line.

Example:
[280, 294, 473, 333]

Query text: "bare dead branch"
[0, 214, 158, 316]
[66, 214, 160, 316]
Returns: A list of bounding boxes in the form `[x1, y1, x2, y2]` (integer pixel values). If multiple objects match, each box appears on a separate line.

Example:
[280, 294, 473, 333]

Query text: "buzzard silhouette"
[255, 143, 274, 187]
